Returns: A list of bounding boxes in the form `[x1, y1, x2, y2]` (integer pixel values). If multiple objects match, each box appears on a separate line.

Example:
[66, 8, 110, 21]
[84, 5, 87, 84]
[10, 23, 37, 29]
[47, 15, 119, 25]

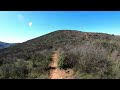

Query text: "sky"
[0, 11, 120, 43]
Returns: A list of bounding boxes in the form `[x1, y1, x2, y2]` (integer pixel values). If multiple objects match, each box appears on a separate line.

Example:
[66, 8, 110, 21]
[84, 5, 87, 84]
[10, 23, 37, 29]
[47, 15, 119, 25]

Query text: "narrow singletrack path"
[49, 50, 74, 79]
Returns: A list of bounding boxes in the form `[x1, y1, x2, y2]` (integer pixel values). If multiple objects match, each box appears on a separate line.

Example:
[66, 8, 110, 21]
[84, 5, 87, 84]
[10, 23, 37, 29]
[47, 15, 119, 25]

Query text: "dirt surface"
[49, 50, 74, 79]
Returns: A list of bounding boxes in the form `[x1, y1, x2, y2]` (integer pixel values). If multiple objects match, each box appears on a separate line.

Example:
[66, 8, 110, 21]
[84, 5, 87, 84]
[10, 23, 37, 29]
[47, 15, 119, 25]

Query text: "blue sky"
[0, 11, 120, 43]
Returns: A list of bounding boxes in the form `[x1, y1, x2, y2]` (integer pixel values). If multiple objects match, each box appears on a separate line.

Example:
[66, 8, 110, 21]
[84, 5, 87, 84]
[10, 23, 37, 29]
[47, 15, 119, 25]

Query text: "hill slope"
[0, 30, 120, 79]
[0, 41, 15, 50]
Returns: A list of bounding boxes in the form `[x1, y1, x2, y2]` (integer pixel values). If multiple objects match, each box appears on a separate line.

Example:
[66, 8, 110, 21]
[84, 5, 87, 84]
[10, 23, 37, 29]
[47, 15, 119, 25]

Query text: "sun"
[28, 22, 32, 27]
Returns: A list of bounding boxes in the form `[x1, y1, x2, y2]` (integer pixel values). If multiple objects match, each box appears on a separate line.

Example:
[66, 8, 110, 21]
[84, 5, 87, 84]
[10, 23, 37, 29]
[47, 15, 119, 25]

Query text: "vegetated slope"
[0, 30, 120, 79]
[0, 41, 15, 50]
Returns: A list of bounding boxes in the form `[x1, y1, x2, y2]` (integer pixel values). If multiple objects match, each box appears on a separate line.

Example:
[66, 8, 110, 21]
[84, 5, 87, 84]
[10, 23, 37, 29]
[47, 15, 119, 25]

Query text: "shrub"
[57, 52, 65, 69]
[63, 42, 114, 78]
[0, 61, 29, 79]
[94, 40, 119, 53]
[62, 53, 78, 69]
[31, 53, 51, 69]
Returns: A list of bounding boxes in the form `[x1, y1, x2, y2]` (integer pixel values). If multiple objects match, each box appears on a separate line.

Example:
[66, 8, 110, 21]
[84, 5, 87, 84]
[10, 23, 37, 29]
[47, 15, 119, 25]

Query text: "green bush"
[62, 53, 78, 69]
[58, 53, 65, 69]
[0, 61, 29, 79]
[94, 40, 119, 53]
[63, 42, 114, 79]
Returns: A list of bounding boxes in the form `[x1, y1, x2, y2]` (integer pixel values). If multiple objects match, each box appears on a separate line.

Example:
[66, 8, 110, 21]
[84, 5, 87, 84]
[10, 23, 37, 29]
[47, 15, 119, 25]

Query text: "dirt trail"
[49, 50, 74, 79]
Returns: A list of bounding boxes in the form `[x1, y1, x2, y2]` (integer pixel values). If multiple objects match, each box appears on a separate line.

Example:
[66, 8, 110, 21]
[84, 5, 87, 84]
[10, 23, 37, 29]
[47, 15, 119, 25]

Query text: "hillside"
[0, 41, 15, 50]
[0, 30, 120, 79]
